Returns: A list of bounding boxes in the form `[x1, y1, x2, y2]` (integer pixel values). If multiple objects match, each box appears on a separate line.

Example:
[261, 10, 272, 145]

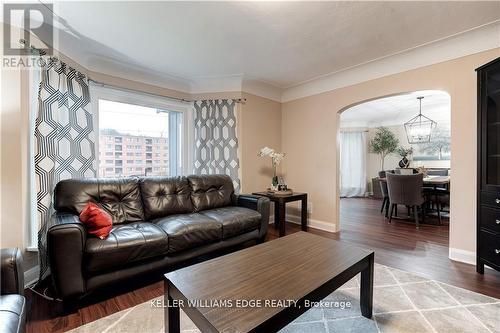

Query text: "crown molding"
[242, 79, 283, 102]
[56, 20, 500, 104]
[186, 75, 282, 102]
[83, 62, 284, 102]
[189, 75, 243, 95]
[281, 21, 500, 103]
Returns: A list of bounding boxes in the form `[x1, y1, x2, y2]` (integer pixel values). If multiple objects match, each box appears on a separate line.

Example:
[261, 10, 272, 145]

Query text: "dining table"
[421, 175, 451, 187]
[379, 175, 450, 224]
[379, 175, 450, 186]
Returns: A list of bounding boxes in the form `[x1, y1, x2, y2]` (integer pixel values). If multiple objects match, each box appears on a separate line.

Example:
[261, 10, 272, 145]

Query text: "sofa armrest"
[234, 195, 270, 240]
[0, 248, 24, 295]
[47, 213, 86, 299]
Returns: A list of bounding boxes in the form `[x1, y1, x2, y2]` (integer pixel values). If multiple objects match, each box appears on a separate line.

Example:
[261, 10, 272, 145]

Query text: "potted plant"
[396, 146, 413, 168]
[369, 127, 399, 171]
[258, 147, 286, 190]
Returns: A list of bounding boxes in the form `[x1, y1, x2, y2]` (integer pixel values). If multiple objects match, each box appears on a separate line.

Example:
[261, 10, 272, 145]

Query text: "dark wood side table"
[252, 191, 308, 237]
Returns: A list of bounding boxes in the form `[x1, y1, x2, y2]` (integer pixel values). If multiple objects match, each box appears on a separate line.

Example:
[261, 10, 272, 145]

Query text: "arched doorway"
[337, 89, 451, 244]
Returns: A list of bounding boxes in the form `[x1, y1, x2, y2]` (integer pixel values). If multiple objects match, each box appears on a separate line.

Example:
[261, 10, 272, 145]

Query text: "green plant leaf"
[369, 127, 399, 169]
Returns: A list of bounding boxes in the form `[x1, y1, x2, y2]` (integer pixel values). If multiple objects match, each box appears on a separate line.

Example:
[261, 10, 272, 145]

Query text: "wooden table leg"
[435, 192, 442, 225]
[360, 253, 374, 319]
[278, 201, 286, 237]
[274, 202, 279, 230]
[301, 195, 308, 232]
[164, 280, 180, 333]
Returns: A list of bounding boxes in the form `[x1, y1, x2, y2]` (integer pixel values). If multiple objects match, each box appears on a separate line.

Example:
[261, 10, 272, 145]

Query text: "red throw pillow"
[79, 202, 113, 239]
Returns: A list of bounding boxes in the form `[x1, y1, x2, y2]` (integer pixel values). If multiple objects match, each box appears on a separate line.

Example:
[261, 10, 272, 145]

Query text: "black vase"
[398, 157, 409, 168]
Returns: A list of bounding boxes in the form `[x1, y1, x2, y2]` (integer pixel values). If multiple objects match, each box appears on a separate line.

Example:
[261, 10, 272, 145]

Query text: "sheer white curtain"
[340, 131, 367, 197]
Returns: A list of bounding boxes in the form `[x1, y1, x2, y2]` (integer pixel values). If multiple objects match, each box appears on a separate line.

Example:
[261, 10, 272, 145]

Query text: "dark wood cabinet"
[477, 57, 500, 274]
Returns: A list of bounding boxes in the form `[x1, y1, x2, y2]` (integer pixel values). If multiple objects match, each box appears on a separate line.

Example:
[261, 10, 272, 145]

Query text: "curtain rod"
[90, 79, 248, 104]
[89, 79, 247, 104]
[89, 80, 247, 104]
[19, 39, 47, 56]
[88, 79, 193, 104]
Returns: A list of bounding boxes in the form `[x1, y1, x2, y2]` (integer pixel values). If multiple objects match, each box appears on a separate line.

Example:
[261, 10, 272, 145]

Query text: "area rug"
[68, 264, 499, 333]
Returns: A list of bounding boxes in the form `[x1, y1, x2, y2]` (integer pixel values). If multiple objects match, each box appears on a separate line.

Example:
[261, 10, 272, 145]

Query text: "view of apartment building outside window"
[98, 99, 182, 178]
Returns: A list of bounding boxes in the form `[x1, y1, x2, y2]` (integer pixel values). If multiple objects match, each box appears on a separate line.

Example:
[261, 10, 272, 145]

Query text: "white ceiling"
[340, 90, 451, 128]
[36, 2, 500, 97]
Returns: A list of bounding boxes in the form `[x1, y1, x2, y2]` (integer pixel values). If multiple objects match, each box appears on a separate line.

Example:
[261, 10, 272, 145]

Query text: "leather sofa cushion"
[200, 207, 262, 239]
[55, 178, 145, 224]
[85, 222, 168, 273]
[99, 179, 145, 224]
[140, 177, 193, 220]
[54, 178, 100, 214]
[0, 294, 25, 333]
[187, 175, 234, 212]
[154, 214, 222, 253]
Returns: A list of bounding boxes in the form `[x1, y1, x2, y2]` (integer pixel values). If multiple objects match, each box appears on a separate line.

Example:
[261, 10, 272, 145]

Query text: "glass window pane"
[98, 99, 182, 178]
[486, 71, 500, 185]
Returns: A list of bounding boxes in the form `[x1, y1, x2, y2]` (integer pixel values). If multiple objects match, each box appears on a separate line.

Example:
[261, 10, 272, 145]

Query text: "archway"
[336, 89, 452, 247]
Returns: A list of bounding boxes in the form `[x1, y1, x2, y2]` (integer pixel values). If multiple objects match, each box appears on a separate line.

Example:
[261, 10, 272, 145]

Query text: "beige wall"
[282, 48, 500, 253]
[239, 92, 282, 193]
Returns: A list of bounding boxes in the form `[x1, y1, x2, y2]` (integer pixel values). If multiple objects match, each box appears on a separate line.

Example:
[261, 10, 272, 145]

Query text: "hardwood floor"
[337, 198, 500, 299]
[25, 197, 500, 333]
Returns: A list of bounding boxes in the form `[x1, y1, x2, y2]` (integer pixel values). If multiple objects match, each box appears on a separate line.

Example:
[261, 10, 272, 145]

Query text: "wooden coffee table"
[164, 232, 374, 333]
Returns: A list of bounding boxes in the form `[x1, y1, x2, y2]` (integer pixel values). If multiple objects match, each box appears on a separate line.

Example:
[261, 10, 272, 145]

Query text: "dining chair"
[378, 171, 390, 217]
[423, 187, 450, 224]
[427, 169, 449, 176]
[394, 168, 418, 175]
[423, 169, 450, 224]
[435, 189, 450, 212]
[386, 173, 425, 228]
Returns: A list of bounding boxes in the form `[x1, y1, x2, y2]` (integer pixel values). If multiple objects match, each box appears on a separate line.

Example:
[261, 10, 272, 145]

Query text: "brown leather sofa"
[0, 248, 26, 333]
[47, 174, 270, 300]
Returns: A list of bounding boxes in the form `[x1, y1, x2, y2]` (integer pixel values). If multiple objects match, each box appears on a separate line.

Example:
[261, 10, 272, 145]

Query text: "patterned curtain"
[35, 58, 96, 280]
[193, 99, 241, 193]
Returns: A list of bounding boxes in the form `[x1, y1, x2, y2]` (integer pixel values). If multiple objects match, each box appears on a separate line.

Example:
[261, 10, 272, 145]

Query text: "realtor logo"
[3, 3, 53, 55]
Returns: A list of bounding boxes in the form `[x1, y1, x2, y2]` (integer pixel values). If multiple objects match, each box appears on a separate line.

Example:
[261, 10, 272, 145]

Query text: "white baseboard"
[24, 265, 39, 287]
[269, 214, 337, 233]
[448, 248, 496, 270]
[449, 248, 475, 265]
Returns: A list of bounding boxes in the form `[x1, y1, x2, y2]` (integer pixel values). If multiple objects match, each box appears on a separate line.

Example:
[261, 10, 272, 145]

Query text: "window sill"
[26, 246, 38, 252]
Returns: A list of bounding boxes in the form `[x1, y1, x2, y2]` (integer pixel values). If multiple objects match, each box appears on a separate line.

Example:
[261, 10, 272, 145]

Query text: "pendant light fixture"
[404, 96, 437, 144]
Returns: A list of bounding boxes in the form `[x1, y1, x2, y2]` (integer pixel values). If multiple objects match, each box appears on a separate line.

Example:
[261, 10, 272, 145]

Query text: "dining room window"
[339, 130, 367, 197]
